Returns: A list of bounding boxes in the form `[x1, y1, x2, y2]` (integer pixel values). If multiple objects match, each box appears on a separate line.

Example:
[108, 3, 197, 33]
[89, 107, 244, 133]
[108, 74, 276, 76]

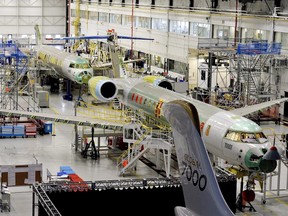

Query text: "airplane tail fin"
[34, 24, 42, 45]
[163, 100, 234, 216]
[108, 42, 127, 78]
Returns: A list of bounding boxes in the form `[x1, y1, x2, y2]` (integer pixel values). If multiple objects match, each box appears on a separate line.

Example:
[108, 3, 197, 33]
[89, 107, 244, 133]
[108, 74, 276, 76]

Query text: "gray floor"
[0, 91, 288, 215]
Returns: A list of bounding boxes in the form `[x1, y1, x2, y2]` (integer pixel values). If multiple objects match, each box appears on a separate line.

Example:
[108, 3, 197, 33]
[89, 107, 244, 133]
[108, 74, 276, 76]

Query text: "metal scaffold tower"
[230, 41, 282, 105]
[0, 42, 38, 111]
[196, 38, 282, 108]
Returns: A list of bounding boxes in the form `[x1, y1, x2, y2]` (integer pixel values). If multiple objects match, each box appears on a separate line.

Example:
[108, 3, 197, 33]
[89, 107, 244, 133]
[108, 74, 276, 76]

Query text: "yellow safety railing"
[76, 101, 132, 124]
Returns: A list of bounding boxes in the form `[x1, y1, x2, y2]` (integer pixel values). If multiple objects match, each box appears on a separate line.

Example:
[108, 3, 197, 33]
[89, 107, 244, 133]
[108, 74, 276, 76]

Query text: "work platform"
[33, 166, 237, 216]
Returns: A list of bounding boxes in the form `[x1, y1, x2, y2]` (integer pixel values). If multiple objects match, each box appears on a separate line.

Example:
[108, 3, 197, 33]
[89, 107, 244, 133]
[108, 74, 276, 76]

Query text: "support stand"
[236, 176, 256, 212]
[63, 79, 73, 101]
[77, 85, 86, 107]
[81, 127, 98, 160]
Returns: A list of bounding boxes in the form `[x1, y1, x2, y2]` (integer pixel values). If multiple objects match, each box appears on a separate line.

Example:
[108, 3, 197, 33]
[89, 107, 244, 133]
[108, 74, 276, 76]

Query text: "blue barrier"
[237, 42, 281, 55]
[0, 43, 28, 58]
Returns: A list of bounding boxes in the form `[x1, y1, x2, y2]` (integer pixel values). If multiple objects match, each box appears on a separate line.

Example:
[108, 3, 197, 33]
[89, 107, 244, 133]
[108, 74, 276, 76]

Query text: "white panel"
[42, 26, 66, 35]
[19, 7, 42, 16]
[174, 0, 190, 8]
[18, 17, 42, 26]
[19, 0, 42, 7]
[18, 26, 37, 34]
[188, 56, 198, 88]
[274, 20, 288, 33]
[0, 0, 65, 38]
[43, 7, 66, 16]
[0, 0, 17, 6]
[0, 26, 18, 34]
[0, 16, 17, 25]
[42, 17, 65, 26]
[0, 7, 17, 16]
[43, 0, 66, 7]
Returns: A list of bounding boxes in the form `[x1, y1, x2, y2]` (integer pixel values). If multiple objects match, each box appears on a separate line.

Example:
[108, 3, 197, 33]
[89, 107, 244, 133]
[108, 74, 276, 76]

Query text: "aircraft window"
[241, 133, 258, 143]
[225, 131, 241, 142]
[69, 63, 75, 68]
[83, 63, 90, 69]
[255, 132, 268, 143]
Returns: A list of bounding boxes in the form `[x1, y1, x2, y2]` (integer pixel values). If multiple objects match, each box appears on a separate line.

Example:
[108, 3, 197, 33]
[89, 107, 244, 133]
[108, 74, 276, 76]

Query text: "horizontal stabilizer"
[174, 206, 195, 216]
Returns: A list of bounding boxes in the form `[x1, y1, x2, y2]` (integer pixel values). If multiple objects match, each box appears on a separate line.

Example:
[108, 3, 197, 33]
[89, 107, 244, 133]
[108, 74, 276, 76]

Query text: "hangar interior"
[1, 0, 288, 215]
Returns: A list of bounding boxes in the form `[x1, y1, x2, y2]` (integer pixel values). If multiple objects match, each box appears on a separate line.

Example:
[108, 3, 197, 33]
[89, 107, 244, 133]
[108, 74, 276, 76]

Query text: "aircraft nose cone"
[82, 74, 92, 84]
[245, 147, 277, 173]
[259, 157, 277, 173]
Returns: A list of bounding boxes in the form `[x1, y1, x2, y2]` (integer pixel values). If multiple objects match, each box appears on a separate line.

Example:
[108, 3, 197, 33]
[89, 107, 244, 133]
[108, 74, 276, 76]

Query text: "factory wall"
[0, 0, 66, 40]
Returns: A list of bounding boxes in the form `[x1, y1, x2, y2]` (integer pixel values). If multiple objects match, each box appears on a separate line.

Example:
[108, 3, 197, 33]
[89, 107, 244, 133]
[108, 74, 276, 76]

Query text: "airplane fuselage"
[35, 45, 93, 84]
[103, 78, 276, 173]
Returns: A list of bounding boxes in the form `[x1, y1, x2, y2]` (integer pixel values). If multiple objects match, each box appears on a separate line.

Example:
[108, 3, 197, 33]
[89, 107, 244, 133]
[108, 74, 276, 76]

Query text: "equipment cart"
[0, 189, 10, 212]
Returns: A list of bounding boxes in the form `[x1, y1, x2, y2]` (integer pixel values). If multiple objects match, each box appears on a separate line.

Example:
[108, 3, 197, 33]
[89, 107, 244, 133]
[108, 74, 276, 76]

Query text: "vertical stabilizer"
[34, 24, 42, 45]
[163, 100, 234, 216]
[108, 42, 127, 78]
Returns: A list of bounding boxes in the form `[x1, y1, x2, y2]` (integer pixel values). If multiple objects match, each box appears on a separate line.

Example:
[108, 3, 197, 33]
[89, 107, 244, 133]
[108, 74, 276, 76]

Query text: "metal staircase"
[118, 123, 174, 177]
[32, 183, 61, 216]
[265, 130, 288, 168]
[281, 154, 288, 168]
[236, 54, 271, 96]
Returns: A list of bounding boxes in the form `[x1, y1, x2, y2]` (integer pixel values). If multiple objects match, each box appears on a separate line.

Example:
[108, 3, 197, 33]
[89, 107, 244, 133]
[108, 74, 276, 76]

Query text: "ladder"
[33, 183, 61, 216]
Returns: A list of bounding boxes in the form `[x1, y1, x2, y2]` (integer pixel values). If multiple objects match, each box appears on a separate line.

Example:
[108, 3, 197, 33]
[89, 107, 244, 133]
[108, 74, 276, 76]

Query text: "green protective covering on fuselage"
[74, 57, 90, 64]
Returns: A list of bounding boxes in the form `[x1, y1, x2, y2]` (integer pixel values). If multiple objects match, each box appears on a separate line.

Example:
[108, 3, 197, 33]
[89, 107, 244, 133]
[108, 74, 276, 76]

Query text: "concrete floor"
[0, 91, 288, 215]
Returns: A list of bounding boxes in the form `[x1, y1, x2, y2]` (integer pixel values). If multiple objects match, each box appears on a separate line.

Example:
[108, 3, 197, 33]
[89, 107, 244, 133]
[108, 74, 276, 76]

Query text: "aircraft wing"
[0, 109, 124, 131]
[117, 36, 154, 40]
[92, 62, 113, 68]
[230, 97, 288, 116]
[48, 36, 109, 40]
[47, 35, 154, 41]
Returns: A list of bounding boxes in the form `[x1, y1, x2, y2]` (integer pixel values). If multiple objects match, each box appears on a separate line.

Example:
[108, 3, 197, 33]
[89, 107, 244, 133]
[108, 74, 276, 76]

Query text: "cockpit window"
[69, 63, 75, 68]
[255, 132, 267, 143]
[225, 131, 241, 142]
[225, 130, 267, 144]
[82, 63, 90, 69]
[241, 133, 258, 143]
